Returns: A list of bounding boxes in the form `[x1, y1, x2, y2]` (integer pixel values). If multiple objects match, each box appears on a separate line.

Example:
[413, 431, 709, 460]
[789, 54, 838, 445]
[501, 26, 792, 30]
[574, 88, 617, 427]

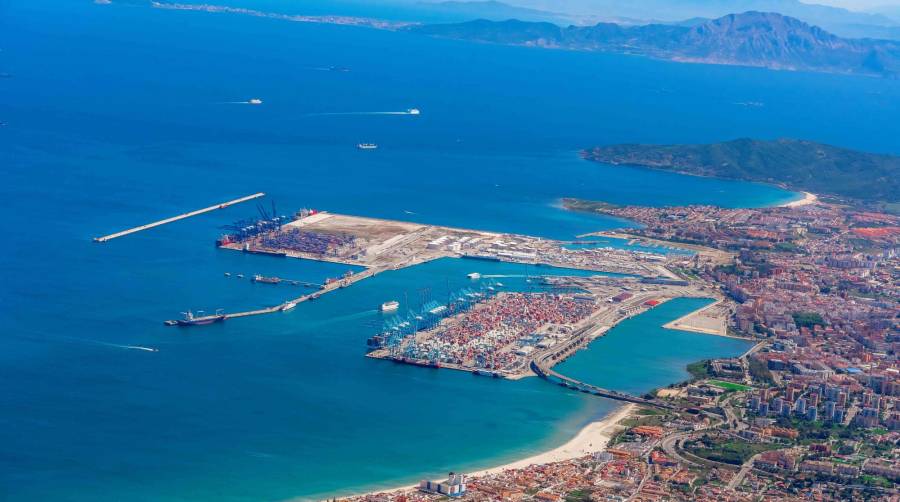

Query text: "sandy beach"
[470, 403, 637, 476]
[781, 191, 818, 207]
[330, 403, 637, 500]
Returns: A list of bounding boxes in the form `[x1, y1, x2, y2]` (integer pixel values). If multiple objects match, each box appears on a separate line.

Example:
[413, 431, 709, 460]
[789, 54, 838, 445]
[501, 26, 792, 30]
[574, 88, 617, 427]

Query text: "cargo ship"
[393, 356, 440, 369]
[381, 300, 400, 312]
[366, 334, 386, 351]
[357, 143, 378, 150]
[166, 309, 226, 326]
[252, 274, 281, 284]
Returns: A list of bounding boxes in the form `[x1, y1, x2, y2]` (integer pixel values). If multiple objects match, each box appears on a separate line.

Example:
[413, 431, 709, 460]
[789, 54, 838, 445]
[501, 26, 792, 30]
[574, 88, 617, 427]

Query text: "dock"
[93, 192, 265, 243]
[164, 267, 383, 326]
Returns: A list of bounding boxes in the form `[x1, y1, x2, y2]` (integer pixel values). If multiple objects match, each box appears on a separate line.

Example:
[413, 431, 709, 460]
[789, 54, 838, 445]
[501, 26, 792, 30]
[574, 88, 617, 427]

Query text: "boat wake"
[122, 345, 160, 352]
[218, 99, 263, 105]
[311, 309, 378, 326]
[480, 274, 544, 279]
[57, 336, 161, 353]
[307, 108, 420, 117]
[98, 341, 159, 352]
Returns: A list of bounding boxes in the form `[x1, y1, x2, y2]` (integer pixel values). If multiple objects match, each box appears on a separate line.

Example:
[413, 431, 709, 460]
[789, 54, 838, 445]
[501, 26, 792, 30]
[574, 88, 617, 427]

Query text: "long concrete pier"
[93, 192, 265, 243]
[164, 266, 384, 326]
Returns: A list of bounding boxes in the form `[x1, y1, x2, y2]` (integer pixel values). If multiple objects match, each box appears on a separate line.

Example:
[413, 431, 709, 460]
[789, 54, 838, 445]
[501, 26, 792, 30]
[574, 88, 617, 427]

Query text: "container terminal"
[215, 210, 677, 277]
[162, 204, 719, 407]
[364, 276, 716, 380]
[168, 208, 706, 337]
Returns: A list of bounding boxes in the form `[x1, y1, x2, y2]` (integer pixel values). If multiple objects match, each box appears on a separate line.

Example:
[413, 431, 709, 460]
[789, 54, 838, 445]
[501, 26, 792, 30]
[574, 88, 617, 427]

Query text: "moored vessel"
[172, 309, 226, 326]
[252, 274, 281, 284]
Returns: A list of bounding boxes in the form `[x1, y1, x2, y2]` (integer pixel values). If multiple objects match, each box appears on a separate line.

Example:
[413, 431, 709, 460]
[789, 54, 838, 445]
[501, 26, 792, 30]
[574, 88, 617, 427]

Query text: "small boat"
[224, 272, 231, 277]
[357, 143, 378, 150]
[467, 272, 481, 280]
[282, 301, 297, 311]
[381, 300, 400, 312]
[237, 274, 245, 279]
[407, 108, 420, 115]
[248, 98, 263, 105]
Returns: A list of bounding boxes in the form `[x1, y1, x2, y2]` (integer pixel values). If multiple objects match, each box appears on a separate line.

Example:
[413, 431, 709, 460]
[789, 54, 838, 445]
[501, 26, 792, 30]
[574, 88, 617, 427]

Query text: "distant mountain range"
[417, 0, 900, 40]
[582, 138, 900, 203]
[408, 11, 900, 76]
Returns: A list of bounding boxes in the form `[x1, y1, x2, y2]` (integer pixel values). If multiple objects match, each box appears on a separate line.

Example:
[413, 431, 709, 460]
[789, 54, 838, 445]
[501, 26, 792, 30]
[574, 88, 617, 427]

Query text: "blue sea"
[2, 1, 899, 501]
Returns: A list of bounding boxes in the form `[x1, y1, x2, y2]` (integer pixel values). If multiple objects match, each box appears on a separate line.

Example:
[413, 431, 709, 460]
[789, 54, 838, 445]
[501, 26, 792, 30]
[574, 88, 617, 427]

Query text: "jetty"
[93, 192, 265, 243]
[164, 267, 382, 326]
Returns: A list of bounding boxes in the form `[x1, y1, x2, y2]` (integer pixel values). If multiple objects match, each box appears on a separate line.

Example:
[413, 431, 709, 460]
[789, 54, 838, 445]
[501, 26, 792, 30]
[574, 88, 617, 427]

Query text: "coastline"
[662, 298, 754, 340]
[329, 403, 636, 501]
[780, 191, 818, 207]
[470, 403, 636, 477]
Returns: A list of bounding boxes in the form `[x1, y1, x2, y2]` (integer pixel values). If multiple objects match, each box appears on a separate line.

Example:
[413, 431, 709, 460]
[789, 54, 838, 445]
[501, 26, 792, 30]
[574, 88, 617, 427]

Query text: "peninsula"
[582, 138, 900, 205]
[408, 11, 900, 77]
[146, 3, 900, 77]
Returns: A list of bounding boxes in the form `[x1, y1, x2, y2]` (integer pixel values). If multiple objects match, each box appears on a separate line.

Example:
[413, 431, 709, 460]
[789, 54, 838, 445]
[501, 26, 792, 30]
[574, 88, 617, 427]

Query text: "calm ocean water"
[2, 1, 899, 500]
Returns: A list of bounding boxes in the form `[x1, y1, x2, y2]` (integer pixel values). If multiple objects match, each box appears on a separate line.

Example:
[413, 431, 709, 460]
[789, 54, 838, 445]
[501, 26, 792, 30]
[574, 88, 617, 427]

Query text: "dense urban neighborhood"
[343, 199, 899, 501]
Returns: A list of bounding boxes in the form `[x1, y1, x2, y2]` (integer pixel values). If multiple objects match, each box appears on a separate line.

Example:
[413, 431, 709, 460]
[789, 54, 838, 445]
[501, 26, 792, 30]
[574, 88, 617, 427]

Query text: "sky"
[809, 1, 900, 10]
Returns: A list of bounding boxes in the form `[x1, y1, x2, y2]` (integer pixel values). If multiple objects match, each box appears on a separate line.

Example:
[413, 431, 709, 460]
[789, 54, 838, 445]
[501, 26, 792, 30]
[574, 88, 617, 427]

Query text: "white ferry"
[380, 300, 400, 312]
